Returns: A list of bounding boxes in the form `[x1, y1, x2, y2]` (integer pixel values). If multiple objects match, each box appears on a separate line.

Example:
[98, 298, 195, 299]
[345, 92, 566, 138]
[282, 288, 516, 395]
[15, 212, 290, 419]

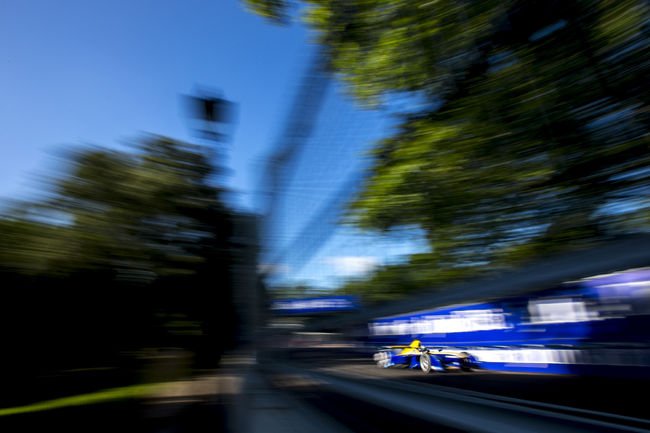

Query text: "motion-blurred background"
[1, 0, 649, 432]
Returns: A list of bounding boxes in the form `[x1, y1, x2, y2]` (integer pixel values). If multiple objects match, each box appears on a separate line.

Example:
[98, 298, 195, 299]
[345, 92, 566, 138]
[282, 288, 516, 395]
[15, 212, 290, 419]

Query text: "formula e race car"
[373, 340, 480, 373]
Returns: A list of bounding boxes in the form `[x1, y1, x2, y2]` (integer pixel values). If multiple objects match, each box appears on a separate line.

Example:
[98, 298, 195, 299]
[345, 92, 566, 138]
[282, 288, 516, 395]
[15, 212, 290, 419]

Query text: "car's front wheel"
[374, 351, 390, 368]
[420, 353, 432, 373]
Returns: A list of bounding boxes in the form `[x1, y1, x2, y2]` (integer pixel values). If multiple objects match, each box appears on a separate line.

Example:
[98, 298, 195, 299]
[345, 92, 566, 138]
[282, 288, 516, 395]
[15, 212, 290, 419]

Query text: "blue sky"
[0, 0, 427, 289]
[0, 0, 311, 208]
[262, 78, 431, 288]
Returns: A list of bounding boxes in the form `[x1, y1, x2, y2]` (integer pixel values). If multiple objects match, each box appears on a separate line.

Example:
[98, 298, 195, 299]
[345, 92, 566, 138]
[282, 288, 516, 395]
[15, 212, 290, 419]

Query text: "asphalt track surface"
[264, 349, 650, 432]
[2, 349, 647, 433]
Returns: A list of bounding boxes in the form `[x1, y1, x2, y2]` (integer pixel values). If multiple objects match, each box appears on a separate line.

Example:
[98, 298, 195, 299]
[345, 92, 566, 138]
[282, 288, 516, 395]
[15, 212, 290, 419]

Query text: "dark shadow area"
[279, 348, 650, 420]
[0, 136, 259, 432]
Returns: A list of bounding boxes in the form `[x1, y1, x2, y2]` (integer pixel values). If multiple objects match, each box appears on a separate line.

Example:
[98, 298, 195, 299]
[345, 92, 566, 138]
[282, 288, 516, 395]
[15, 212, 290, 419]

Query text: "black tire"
[420, 353, 432, 373]
[460, 352, 473, 372]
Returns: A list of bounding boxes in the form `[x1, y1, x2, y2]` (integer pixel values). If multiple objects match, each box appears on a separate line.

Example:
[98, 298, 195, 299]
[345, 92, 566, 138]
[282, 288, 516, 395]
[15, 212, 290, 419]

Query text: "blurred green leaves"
[247, 0, 650, 300]
[243, 0, 291, 23]
[0, 136, 238, 374]
[0, 136, 227, 281]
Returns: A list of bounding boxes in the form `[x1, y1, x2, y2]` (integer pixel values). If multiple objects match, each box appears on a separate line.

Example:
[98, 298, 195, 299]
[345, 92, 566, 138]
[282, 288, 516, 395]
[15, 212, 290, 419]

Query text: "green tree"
[247, 0, 650, 298]
[0, 135, 237, 373]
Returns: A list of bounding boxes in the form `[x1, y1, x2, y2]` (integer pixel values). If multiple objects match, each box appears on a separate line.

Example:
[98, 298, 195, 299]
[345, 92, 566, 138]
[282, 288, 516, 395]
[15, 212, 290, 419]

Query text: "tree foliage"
[0, 136, 239, 374]
[247, 0, 650, 299]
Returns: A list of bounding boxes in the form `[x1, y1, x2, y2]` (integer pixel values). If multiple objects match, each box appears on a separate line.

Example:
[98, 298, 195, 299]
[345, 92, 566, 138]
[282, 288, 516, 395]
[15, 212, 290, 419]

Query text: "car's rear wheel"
[420, 353, 432, 373]
[460, 352, 473, 372]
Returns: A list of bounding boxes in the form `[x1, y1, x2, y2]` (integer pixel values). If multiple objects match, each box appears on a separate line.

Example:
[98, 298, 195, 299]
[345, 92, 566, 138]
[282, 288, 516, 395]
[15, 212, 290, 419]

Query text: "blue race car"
[373, 340, 480, 373]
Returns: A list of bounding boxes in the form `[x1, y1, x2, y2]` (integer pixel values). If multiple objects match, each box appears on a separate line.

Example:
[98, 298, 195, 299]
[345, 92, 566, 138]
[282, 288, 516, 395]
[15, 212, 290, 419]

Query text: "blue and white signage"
[272, 295, 360, 315]
[367, 267, 650, 376]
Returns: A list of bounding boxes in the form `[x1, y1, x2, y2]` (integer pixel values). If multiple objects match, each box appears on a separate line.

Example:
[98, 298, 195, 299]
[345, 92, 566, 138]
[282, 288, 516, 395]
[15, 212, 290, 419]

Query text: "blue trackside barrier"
[368, 267, 650, 377]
